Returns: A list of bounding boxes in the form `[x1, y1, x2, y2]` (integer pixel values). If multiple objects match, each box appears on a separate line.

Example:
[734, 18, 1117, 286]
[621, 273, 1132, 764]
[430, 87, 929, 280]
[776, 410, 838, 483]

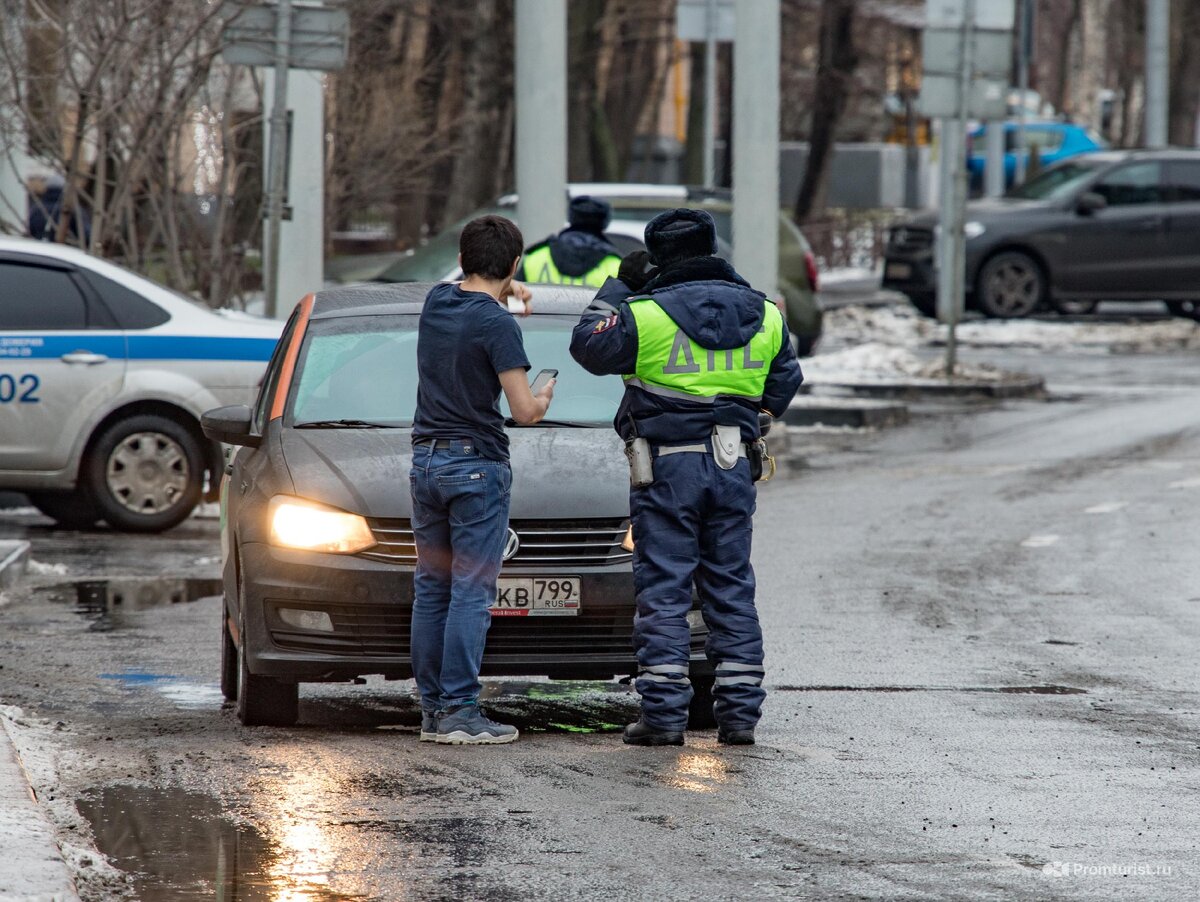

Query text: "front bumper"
[238, 542, 710, 682]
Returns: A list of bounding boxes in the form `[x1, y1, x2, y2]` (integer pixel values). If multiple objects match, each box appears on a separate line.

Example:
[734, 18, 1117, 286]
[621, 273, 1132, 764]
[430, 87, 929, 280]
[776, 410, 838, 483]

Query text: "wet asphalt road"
[1, 346, 1199, 901]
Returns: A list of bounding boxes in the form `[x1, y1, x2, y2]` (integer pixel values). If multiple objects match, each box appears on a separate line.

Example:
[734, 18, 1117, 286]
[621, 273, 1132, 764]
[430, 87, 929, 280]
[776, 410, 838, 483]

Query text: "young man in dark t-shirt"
[410, 215, 555, 744]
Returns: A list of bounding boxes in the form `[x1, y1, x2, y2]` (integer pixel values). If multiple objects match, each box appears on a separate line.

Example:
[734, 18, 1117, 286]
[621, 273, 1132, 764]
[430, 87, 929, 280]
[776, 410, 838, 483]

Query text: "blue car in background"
[968, 121, 1107, 192]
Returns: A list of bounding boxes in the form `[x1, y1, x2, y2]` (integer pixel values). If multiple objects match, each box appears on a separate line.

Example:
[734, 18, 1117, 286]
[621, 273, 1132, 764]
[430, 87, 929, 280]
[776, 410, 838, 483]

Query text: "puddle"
[773, 684, 1086, 695]
[78, 785, 359, 901]
[38, 577, 222, 630]
[99, 670, 224, 710]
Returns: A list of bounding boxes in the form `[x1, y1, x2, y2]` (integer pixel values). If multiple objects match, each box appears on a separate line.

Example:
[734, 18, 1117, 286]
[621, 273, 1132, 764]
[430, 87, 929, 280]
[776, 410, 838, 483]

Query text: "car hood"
[279, 427, 629, 520]
[906, 196, 1053, 229]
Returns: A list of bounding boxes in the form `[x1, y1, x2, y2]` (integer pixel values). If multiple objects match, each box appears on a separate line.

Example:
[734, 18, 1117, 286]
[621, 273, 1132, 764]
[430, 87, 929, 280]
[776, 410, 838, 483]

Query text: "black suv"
[882, 149, 1200, 319]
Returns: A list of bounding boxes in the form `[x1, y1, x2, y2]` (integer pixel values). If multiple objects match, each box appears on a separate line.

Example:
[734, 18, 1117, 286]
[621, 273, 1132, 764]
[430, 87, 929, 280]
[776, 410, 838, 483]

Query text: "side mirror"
[1075, 191, 1107, 215]
[758, 412, 774, 437]
[202, 405, 260, 448]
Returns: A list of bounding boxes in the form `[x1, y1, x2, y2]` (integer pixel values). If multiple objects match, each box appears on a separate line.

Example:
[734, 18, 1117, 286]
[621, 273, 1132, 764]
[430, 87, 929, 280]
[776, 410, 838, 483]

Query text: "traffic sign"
[222, 3, 348, 72]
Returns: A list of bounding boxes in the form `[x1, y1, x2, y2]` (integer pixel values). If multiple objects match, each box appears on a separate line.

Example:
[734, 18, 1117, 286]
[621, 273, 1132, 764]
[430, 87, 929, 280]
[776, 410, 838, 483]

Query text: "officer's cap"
[644, 208, 718, 267]
[568, 196, 612, 234]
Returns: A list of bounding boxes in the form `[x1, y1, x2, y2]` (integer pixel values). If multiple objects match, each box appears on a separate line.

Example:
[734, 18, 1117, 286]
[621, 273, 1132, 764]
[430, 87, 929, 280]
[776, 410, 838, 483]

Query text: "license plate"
[491, 577, 581, 617]
[885, 262, 912, 280]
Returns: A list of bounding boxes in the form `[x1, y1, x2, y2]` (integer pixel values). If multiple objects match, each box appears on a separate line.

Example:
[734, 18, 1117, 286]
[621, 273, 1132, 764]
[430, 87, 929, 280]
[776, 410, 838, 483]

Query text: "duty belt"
[654, 441, 748, 458]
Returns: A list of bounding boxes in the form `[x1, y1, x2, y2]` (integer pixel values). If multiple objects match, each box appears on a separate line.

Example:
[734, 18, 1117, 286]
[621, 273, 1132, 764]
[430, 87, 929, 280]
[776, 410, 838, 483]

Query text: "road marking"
[1168, 477, 1200, 489]
[1021, 534, 1060, 548]
[1084, 501, 1127, 514]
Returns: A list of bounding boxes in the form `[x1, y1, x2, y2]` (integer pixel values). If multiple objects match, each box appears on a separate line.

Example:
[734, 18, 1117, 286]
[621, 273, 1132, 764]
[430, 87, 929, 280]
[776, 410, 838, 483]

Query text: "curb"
[784, 397, 910, 429]
[805, 375, 1046, 400]
[0, 541, 30, 591]
[0, 715, 80, 901]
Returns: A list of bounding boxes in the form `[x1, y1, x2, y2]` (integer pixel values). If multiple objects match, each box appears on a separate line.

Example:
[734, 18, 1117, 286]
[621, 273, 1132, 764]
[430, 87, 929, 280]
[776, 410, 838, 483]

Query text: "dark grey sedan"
[201, 282, 718, 727]
[882, 149, 1200, 319]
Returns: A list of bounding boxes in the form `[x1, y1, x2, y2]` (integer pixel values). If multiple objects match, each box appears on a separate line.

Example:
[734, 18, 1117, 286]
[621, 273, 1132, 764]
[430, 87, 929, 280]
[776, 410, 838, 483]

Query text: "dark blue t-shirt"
[412, 283, 531, 461]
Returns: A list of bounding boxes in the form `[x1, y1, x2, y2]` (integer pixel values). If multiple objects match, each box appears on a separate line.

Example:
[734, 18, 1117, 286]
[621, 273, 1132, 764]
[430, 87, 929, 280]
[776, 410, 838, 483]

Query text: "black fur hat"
[568, 196, 612, 234]
[643, 208, 718, 267]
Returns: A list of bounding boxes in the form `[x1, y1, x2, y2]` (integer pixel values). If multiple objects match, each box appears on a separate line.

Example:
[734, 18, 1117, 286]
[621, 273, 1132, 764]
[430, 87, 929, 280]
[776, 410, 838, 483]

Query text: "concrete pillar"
[732, 0, 780, 292]
[263, 68, 325, 317]
[1144, 0, 1169, 149]
[515, 0, 568, 250]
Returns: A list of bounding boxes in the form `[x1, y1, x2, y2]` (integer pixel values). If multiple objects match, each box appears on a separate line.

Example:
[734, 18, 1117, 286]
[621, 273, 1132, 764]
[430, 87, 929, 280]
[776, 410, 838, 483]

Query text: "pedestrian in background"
[570, 209, 804, 746]
[517, 195, 622, 288]
[410, 214, 555, 745]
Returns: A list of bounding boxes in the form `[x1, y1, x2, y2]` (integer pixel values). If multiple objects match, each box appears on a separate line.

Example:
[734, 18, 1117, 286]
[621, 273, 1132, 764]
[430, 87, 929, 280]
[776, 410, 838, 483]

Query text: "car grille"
[270, 602, 636, 658]
[359, 517, 632, 567]
[888, 225, 933, 253]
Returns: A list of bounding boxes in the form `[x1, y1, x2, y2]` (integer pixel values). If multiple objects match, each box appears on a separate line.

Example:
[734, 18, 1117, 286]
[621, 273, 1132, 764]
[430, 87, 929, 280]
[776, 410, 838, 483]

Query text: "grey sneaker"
[419, 711, 438, 742]
[436, 704, 519, 745]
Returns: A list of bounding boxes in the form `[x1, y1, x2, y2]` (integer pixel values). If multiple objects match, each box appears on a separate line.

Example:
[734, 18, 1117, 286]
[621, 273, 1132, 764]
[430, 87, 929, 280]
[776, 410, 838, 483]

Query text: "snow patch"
[27, 560, 69, 576]
[802, 342, 1012, 385]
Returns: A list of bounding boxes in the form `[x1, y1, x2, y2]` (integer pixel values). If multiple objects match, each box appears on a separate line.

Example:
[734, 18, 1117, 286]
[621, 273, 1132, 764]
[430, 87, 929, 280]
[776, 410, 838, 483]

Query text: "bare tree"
[793, 0, 858, 224]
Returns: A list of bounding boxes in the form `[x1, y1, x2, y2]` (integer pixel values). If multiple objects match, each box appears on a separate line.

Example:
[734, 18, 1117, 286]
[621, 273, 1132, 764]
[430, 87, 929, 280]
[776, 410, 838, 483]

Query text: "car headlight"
[268, 495, 376, 554]
[963, 221, 986, 240]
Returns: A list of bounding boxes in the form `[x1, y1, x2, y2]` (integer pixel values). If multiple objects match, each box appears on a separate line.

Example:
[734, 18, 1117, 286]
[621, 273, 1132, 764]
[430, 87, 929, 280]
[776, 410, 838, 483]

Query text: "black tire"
[220, 602, 238, 702]
[1053, 299, 1098, 316]
[1166, 301, 1200, 320]
[26, 490, 102, 529]
[82, 414, 204, 533]
[235, 568, 299, 727]
[688, 670, 718, 730]
[976, 251, 1046, 319]
[906, 292, 938, 318]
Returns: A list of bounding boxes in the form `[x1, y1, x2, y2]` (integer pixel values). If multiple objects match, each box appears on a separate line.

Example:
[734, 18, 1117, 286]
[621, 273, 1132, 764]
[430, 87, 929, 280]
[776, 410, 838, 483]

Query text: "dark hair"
[459, 215, 524, 279]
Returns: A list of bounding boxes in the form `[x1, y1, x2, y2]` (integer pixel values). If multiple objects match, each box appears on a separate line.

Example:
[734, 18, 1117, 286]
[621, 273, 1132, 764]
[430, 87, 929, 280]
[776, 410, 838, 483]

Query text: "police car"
[0, 238, 282, 532]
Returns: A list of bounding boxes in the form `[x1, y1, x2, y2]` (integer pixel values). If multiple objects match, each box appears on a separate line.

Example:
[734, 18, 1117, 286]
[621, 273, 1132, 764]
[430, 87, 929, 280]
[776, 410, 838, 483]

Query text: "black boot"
[717, 727, 755, 745]
[623, 719, 684, 746]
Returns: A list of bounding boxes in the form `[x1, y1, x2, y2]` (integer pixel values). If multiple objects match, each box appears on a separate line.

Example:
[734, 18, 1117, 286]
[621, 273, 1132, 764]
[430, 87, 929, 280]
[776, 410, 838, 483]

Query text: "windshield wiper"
[294, 419, 393, 429]
[505, 417, 593, 428]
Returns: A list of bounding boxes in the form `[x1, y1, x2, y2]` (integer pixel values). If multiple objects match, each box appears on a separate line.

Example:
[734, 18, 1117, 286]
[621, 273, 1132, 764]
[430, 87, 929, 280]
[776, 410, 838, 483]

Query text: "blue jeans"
[409, 440, 511, 713]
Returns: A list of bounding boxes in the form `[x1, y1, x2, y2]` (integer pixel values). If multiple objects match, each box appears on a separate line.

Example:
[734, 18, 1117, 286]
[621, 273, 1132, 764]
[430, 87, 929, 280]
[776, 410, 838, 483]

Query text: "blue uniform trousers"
[630, 449, 765, 732]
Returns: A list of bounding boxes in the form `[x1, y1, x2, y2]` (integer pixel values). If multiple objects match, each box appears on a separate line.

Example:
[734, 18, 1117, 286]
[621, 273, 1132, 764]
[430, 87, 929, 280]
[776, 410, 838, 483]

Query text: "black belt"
[415, 438, 466, 450]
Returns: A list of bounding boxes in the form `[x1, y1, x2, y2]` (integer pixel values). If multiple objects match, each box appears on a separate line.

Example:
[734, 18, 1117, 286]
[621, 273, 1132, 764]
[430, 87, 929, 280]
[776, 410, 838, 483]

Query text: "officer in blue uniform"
[570, 209, 804, 746]
[516, 196, 622, 288]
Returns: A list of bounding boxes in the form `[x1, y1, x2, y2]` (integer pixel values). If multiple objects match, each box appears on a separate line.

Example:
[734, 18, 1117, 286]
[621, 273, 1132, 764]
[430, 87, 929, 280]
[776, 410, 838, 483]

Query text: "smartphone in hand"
[530, 368, 558, 394]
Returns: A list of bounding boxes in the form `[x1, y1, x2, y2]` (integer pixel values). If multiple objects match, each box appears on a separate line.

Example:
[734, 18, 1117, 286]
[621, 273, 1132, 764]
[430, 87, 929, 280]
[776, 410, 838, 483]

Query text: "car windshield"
[289, 315, 624, 427]
[609, 204, 733, 242]
[1007, 159, 1105, 200]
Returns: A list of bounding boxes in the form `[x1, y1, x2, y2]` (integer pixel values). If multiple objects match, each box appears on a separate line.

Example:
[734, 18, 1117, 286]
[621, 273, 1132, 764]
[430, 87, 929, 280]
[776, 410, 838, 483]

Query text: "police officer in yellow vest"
[516, 196, 622, 288]
[570, 209, 804, 746]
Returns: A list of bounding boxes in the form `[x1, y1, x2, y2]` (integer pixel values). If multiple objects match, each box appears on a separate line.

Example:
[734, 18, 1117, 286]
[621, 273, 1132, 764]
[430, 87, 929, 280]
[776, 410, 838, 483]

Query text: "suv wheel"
[977, 251, 1045, 318]
[83, 414, 204, 532]
[688, 669, 718, 729]
[235, 564, 299, 726]
[1167, 301, 1200, 320]
[220, 603, 238, 702]
[26, 490, 102, 529]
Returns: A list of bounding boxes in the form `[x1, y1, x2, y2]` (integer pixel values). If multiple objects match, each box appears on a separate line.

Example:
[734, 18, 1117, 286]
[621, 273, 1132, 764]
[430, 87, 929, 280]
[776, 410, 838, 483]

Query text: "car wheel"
[1166, 301, 1200, 320]
[1053, 299, 1098, 316]
[976, 251, 1045, 318]
[220, 601, 238, 702]
[26, 490, 102, 529]
[235, 567, 299, 726]
[906, 292, 938, 318]
[83, 414, 204, 533]
[688, 670, 718, 730]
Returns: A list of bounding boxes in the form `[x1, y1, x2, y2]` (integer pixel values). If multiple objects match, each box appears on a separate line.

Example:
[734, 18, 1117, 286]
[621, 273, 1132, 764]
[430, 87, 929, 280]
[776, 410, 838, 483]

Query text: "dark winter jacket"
[518, 228, 620, 280]
[570, 255, 804, 445]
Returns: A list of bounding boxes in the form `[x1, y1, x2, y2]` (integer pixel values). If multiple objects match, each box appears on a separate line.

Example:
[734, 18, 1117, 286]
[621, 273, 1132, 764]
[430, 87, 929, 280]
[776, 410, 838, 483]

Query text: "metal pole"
[946, 0, 977, 376]
[984, 122, 1005, 196]
[702, 0, 718, 188]
[263, 0, 292, 319]
[732, 0, 780, 291]
[1014, 0, 1030, 183]
[1145, 0, 1169, 148]
[516, 0, 568, 252]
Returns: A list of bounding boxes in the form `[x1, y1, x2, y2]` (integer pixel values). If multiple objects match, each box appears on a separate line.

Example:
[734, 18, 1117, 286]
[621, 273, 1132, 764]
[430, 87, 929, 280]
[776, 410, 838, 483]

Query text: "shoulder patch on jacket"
[593, 314, 619, 334]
